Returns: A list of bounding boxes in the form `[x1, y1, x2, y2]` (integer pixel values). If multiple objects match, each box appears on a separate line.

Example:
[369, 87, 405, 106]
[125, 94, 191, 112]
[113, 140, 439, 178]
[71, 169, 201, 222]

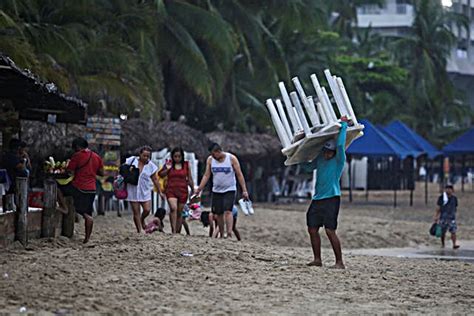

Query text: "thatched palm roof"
[206, 131, 282, 159]
[0, 54, 87, 124]
[121, 119, 212, 159]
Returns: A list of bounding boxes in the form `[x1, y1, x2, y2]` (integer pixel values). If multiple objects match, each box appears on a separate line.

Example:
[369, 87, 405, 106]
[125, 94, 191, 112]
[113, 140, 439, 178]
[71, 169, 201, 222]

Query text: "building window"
[396, 4, 407, 14]
[358, 5, 383, 15]
[456, 48, 468, 58]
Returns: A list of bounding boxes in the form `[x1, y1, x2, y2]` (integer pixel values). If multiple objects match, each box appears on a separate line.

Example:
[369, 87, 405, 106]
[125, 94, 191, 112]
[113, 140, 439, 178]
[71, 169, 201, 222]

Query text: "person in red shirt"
[65, 137, 104, 243]
[158, 147, 194, 234]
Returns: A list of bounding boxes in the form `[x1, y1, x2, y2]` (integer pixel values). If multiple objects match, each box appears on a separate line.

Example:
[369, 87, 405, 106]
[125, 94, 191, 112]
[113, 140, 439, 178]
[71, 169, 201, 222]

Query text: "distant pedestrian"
[126, 146, 165, 233]
[1, 139, 29, 194]
[1, 139, 29, 211]
[302, 116, 350, 269]
[433, 185, 460, 249]
[158, 147, 194, 234]
[62, 137, 104, 243]
[194, 143, 248, 239]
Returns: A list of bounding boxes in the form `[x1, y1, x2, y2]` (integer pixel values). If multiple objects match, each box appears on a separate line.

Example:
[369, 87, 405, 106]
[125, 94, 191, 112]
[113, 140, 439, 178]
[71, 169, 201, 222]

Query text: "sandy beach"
[1, 184, 473, 314]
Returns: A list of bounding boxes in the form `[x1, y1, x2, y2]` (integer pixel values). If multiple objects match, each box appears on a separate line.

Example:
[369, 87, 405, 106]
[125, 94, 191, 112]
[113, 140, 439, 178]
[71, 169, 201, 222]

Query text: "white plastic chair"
[266, 69, 365, 165]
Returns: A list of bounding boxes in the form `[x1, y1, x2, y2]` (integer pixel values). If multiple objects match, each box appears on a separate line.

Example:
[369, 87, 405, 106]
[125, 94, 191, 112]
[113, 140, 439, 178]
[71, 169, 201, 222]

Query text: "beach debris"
[251, 255, 274, 262]
[19, 306, 27, 313]
[3, 273, 8, 279]
[54, 308, 71, 315]
[180, 251, 194, 257]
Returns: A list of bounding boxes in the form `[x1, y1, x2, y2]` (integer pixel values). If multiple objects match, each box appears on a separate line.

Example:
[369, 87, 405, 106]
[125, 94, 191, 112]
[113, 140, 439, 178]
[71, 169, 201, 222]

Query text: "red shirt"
[165, 161, 189, 191]
[67, 149, 103, 191]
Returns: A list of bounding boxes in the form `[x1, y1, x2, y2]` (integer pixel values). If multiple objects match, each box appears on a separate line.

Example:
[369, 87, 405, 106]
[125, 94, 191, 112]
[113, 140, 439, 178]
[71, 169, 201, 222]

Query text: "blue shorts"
[440, 219, 457, 234]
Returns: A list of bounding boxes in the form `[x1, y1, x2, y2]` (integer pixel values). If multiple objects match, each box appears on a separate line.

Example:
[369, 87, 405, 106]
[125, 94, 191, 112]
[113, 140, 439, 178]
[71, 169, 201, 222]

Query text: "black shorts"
[211, 191, 236, 215]
[59, 184, 95, 217]
[307, 196, 340, 230]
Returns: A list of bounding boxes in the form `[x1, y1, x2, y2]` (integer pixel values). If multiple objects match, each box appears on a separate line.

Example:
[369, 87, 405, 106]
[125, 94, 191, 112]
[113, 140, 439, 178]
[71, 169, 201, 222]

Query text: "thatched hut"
[121, 119, 212, 159]
[205, 131, 282, 160]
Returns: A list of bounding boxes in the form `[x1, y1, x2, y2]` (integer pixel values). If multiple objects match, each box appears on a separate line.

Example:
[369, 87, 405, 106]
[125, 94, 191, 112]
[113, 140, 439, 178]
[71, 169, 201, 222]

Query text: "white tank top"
[211, 153, 237, 193]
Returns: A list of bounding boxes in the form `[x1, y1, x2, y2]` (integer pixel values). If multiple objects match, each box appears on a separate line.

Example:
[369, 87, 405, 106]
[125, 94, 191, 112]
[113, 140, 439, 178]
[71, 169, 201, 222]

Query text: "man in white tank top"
[195, 143, 249, 238]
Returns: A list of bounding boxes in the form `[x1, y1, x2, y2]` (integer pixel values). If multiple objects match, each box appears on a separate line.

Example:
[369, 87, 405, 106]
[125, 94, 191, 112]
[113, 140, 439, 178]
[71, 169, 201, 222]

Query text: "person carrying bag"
[119, 157, 139, 185]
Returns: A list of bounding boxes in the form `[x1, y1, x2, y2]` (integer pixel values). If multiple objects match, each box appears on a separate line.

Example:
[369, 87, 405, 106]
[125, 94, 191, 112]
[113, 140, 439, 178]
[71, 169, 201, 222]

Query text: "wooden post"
[97, 193, 105, 216]
[348, 155, 353, 203]
[15, 177, 28, 247]
[425, 159, 430, 205]
[41, 179, 57, 237]
[62, 196, 75, 238]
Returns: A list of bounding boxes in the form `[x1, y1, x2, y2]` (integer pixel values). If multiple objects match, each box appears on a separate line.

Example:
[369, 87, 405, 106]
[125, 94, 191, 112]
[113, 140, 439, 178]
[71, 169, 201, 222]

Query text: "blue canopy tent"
[348, 120, 413, 158]
[385, 120, 442, 159]
[386, 120, 443, 203]
[347, 120, 417, 207]
[443, 127, 474, 155]
[443, 127, 474, 191]
[380, 129, 424, 159]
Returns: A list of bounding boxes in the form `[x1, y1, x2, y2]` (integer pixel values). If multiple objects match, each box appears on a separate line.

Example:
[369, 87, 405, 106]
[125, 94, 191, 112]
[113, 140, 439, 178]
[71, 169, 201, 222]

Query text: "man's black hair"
[71, 137, 88, 151]
[155, 207, 166, 220]
[200, 211, 210, 227]
[445, 184, 454, 190]
[208, 143, 222, 153]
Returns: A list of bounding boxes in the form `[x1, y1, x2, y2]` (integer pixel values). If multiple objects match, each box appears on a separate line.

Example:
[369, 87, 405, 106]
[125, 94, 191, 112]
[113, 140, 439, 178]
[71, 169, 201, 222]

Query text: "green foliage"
[0, 0, 470, 146]
[391, 0, 470, 141]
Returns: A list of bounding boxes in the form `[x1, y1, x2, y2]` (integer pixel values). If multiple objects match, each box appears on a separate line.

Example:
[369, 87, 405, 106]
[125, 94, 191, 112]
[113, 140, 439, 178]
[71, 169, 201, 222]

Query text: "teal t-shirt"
[303, 122, 347, 200]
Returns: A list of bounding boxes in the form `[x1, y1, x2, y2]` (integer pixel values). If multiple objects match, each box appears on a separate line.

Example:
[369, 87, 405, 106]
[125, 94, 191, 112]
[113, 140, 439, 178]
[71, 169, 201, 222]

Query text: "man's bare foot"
[307, 260, 322, 267]
[453, 244, 460, 249]
[329, 263, 345, 269]
[83, 238, 89, 244]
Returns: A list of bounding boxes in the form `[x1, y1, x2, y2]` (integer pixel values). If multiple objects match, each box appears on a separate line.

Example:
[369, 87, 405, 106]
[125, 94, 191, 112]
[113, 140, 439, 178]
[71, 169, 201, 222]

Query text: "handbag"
[429, 223, 438, 236]
[119, 158, 139, 185]
[429, 222, 442, 237]
[113, 175, 128, 200]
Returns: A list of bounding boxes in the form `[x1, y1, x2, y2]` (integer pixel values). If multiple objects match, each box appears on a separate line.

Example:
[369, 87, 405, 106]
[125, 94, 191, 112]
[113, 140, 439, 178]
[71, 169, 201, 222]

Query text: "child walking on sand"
[145, 208, 166, 234]
[200, 206, 241, 240]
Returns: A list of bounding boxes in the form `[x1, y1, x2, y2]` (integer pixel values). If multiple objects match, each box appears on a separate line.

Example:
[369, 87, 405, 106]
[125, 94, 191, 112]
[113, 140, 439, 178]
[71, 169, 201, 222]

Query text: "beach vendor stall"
[0, 54, 87, 247]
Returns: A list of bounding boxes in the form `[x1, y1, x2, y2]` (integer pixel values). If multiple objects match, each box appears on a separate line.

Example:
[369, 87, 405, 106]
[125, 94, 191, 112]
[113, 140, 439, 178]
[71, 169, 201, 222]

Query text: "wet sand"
[1, 185, 473, 314]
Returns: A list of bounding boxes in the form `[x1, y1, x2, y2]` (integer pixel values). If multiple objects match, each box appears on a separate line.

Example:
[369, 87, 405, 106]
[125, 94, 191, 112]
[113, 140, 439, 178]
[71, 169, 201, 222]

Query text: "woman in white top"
[126, 146, 165, 233]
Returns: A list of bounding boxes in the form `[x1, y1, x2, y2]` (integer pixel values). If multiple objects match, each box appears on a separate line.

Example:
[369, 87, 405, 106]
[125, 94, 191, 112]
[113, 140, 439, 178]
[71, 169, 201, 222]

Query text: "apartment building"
[357, 0, 474, 113]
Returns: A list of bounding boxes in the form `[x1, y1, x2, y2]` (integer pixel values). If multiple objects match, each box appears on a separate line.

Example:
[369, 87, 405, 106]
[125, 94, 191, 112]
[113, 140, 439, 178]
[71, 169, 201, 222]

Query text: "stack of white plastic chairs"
[266, 69, 364, 165]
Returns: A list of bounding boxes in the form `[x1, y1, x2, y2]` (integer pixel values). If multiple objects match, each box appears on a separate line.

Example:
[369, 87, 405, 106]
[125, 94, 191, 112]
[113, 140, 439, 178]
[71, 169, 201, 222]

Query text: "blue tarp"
[443, 127, 474, 155]
[347, 119, 415, 158]
[385, 120, 442, 159]
[380, 128, 424, 158]
[379, 127, 424, 158]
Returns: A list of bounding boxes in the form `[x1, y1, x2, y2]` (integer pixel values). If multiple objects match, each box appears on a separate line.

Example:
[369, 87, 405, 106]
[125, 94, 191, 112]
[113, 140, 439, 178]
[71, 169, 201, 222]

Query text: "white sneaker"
[248, 200, 254, 215]
[238, 198, 254, 216]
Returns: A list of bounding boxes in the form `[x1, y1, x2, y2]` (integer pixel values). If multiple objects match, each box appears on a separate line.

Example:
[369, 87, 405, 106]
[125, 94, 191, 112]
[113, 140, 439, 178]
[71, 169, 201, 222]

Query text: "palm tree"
[392, 0, 469, 136]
